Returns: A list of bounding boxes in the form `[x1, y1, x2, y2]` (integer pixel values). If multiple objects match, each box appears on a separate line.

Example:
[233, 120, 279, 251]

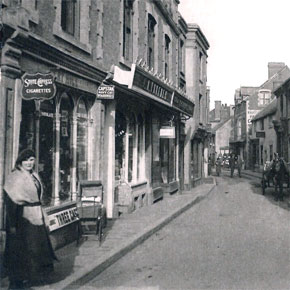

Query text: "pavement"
[1, 178, 216, 290]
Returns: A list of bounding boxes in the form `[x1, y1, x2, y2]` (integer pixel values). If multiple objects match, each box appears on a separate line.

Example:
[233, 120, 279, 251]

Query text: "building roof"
[251, 98, 277, 121]
[259, 65, 290, 89]
[212, 116, 233, 133]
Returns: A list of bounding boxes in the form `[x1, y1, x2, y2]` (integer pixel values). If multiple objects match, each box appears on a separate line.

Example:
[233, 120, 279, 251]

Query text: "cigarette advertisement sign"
[47, 206, 79, 232]
[21, 72, 56, 100]
[97, 84, 115, 99]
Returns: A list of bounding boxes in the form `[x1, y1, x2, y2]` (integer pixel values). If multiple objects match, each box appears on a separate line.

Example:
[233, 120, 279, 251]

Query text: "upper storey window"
[164, 34, 171, 79]
[258, 89, 271, 106]
[147, 14, 156, 69]
[199, 52, 203, 81]
[61, 0, 79, 36]
[123, 0, 134, 62]
[53, 0, 91, 53]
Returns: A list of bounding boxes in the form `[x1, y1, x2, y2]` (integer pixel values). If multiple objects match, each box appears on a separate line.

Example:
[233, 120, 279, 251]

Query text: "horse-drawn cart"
[261, 159, 290, 198]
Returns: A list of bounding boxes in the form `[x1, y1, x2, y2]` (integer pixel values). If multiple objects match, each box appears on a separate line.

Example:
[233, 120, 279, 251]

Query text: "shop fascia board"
[8, 29, 107, 86]
[113, 63, 194, 117]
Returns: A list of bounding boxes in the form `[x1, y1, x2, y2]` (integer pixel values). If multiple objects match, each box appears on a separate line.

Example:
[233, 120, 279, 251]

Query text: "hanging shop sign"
[97, 84, 115, 99]
[160, 126, 176, 138]
[47, 205, 79, 232]
[256, 131, 265, 138]
[21, 72, 56, 100]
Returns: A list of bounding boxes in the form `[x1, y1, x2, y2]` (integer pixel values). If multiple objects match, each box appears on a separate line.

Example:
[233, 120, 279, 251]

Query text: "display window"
[137, 114, 145, 180]
[128, 113, 136, 183]
[115, 109, 145, 185]
[18, 89, 91, 206]
[19, 100, 36, 152]
[115, 111, 127, 183]
[76, 98, 88, 182]
[59, 93, 73, 200]
[160, 136, 176, 184]
[39, 100, 54, 204]
[191, 140, 200, 179]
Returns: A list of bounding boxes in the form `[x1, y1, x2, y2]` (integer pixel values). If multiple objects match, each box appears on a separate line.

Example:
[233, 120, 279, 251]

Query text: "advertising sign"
[97, 84, 115, 99]
[47, 206, 79, 232]
[21, 72, 56, 100]
[160, 126, 175, 138]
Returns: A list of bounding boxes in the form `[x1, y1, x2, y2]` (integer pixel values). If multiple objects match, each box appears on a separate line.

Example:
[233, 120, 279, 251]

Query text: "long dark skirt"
[4, 217, 56, 283]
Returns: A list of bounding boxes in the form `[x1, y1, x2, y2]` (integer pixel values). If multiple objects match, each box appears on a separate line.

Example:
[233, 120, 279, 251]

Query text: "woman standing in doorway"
[4, 149, 57, 289]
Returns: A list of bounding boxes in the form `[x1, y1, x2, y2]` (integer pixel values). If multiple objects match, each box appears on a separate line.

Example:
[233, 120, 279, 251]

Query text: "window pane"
[168, 137, 176, 182]
[77, 99, 88, 181]
[160, 138, 169, 183]
[128, 114, 136, 182]
[59, 94, 72, 200]
[39, 100, 54, 205]
[115, 111, 127, 183]
[137, 115, 144, 180]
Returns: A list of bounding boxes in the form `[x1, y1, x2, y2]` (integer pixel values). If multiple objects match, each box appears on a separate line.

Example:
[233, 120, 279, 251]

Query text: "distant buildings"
[231, 62, 290, 169]
[209, 101, 234, 158]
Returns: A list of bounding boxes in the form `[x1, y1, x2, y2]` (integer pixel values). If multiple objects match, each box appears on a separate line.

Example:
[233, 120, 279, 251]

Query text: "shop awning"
[113, 62, 194, 117]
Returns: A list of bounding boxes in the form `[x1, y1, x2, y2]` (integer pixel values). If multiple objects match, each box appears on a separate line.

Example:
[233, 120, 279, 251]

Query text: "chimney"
[268, 62, 285, 79]
[215, 100, 221, 121]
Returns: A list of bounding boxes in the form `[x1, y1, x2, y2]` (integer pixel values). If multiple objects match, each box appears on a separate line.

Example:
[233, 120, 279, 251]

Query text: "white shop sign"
[47, 207, 79, 232]
[160, 126, 175, 138]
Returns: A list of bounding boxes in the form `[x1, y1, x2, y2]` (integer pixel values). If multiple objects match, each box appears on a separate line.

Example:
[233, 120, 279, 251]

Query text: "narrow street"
[82, 173, 290, 290]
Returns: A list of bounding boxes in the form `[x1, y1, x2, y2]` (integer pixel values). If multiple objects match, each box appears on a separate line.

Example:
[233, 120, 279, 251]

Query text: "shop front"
[103, 62, 194, 216]
[0, 36, 105, 249]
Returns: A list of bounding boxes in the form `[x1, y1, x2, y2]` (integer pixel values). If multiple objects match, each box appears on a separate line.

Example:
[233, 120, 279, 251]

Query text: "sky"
[178, 0, 290, 109]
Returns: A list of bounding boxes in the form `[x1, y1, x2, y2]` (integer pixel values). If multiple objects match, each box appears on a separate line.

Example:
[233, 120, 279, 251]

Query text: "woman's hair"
[15, 148, 36, 170]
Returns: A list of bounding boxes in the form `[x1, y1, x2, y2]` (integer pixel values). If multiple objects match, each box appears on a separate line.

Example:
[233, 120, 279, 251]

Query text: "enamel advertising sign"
[21, 72, 56, 100]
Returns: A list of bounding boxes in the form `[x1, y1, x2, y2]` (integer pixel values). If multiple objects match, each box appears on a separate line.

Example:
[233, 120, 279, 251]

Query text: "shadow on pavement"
[249, 179, 290, 212]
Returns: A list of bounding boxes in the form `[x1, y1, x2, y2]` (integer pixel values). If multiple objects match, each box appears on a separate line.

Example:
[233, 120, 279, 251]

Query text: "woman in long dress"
[4, 149, 57, 289]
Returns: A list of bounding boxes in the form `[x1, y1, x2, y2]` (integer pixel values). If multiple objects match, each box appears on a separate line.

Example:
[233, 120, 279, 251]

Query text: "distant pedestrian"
[208, 156, 212, 176]
[215, 156, 222, 176]
[237, 155, 243, 177]
[229, 153, 236, 177]
[4, 149, 57, 289]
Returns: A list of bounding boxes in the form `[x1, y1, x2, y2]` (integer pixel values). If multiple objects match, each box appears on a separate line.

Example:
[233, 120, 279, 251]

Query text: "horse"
[271, 158, 289, 201]
[263, 157, 290, 200]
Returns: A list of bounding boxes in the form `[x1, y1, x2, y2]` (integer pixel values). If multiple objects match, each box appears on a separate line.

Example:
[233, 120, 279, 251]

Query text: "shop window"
[137, 114, 144, 180]
[168, 137, 176, 182]
[115, 111, 127, 183]
[19, 100, 36, 152]
[59, 94, 73, 200]
[128, 113, 136, 182]
[76, 98, 88, 181]
[191, 140, 199, 179]
[19, 100, 55, 205]
[160, 139, 169, 183]
[147, 14, 156, 69]
[39, 100, 55, 204]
